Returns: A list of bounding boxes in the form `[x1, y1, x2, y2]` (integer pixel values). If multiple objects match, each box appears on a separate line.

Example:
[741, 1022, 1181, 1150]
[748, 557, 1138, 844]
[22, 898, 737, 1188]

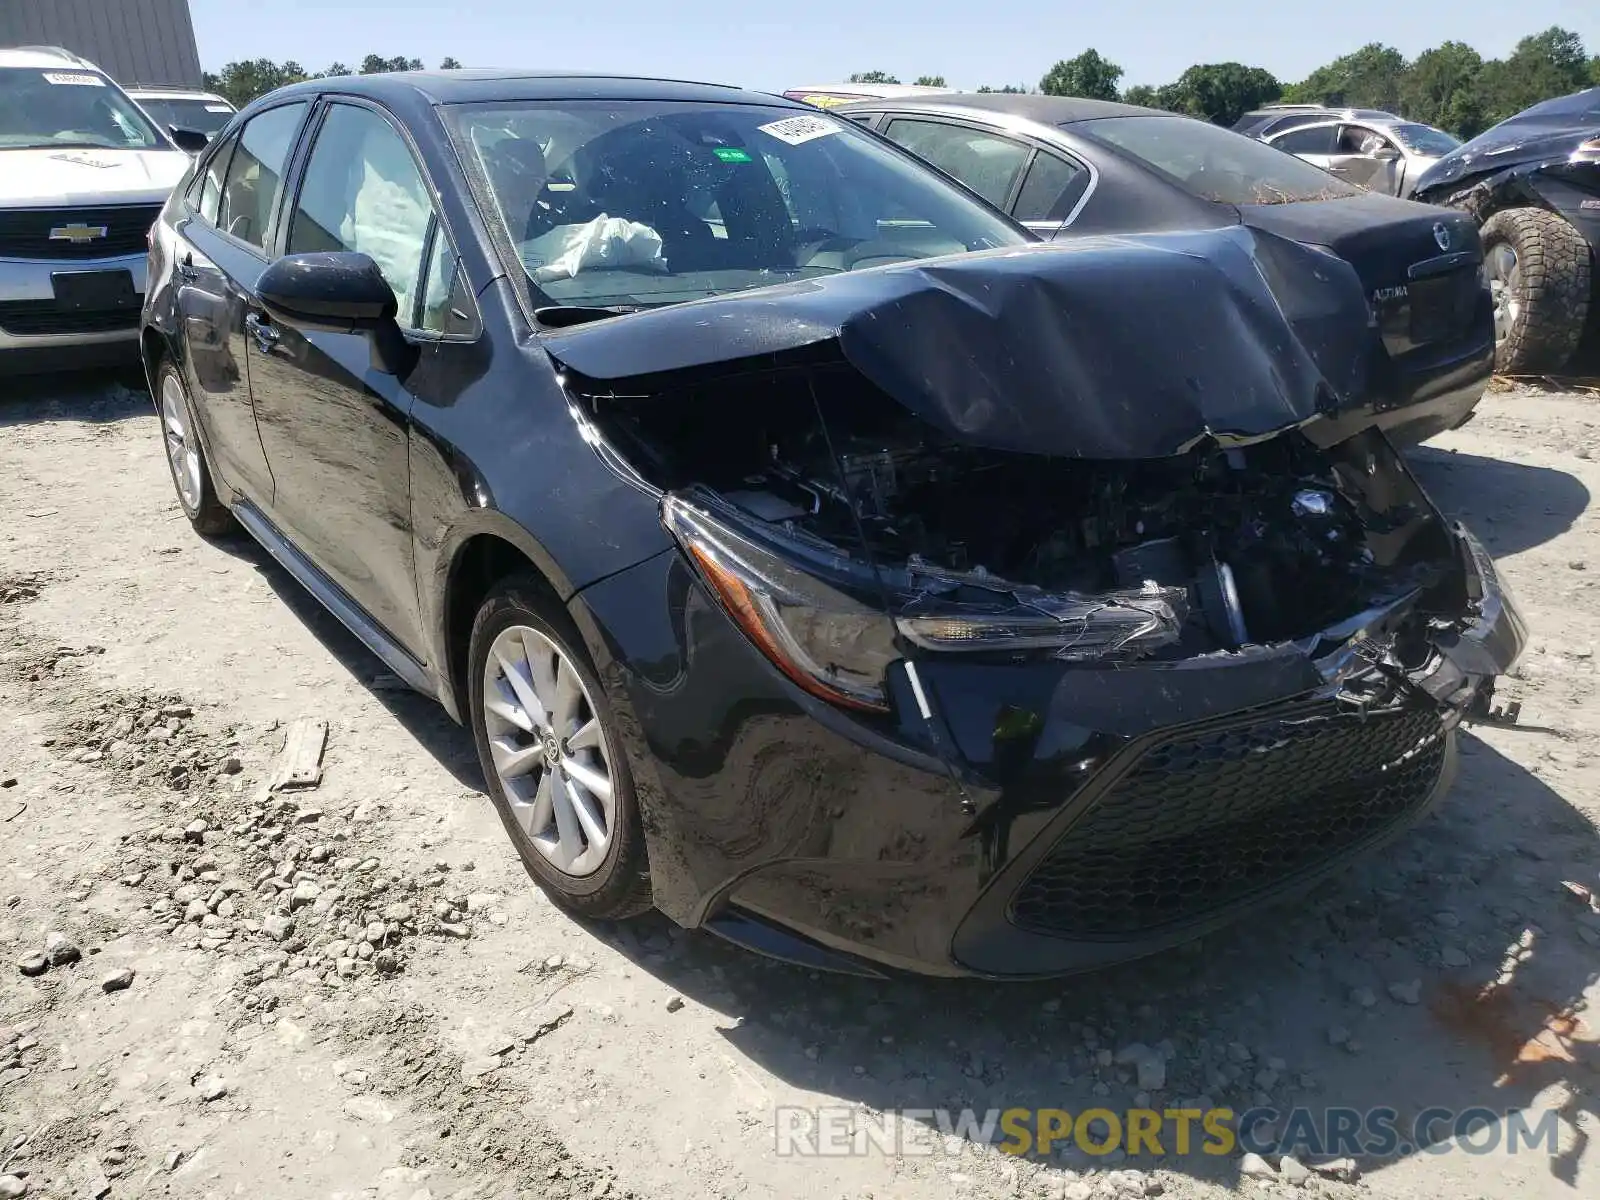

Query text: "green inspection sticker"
[713, 147, 753, 163]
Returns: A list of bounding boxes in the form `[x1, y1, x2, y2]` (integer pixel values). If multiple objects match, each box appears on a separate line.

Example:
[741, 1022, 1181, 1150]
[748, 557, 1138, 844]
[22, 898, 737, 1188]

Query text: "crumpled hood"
[0, 146, 189, 207]
[1416, 96, 1600, 196]
[545, 226, 1373, 458]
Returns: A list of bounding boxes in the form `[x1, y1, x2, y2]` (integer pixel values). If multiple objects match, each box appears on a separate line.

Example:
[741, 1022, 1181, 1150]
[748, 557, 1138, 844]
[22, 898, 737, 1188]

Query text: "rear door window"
[882, 118, 1030, 209]
[217, 102, 307, 249]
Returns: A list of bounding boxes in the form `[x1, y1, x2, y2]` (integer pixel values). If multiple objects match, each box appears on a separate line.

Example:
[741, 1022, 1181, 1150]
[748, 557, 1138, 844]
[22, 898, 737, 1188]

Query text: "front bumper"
[573, 517, 1527, 980]
[0, 252, 147, 373]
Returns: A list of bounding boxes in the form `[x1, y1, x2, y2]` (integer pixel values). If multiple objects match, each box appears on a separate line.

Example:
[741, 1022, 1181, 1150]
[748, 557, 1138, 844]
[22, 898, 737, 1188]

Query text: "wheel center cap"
[542, 733, 561, 766]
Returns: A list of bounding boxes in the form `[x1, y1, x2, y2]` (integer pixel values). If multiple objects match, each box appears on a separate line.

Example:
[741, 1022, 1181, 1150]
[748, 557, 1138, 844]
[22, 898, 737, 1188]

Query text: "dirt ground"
[1, 371, 1597, 1200]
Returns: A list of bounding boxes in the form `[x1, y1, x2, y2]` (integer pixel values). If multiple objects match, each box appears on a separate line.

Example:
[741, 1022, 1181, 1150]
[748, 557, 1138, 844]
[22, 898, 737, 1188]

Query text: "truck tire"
[1481, 208, 1592, 374]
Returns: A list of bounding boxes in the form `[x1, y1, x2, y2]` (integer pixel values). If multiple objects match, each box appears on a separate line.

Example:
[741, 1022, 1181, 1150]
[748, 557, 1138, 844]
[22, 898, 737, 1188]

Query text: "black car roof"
[264, 70, 799, 109]
[835, 91, 1158, 124]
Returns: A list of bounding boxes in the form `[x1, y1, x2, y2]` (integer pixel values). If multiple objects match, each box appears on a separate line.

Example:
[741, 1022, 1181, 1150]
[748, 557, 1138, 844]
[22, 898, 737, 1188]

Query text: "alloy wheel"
[482, 624, 615, 877]
[160, 371, 202, 513]
[1487, 241, 1521, 346]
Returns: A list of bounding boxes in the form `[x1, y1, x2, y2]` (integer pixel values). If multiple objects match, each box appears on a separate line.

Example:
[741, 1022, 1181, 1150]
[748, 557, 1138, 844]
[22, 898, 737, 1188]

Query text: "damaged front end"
[550, 230, 1528, 975]
[587, 372, 1520, 722]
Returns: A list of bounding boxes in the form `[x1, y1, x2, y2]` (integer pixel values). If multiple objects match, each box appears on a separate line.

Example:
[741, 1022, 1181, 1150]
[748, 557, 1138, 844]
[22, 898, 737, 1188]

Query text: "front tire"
[467, 575, 652, 920]
[155, 360, 235, 536]
[1482, 208, 1592, 374]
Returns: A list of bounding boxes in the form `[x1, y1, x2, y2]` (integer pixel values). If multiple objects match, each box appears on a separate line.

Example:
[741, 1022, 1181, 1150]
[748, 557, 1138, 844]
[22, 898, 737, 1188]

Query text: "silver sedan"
[1264, 118, 1461, 199]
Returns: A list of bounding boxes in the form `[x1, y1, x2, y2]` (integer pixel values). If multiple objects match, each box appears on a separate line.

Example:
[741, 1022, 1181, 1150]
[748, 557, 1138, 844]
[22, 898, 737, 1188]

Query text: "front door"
[245, 100, 449, 661]
[1329, 125, 1403, 195]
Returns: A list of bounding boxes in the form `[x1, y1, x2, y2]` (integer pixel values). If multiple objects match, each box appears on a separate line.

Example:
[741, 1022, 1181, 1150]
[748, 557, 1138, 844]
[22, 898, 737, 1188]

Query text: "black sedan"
[141, 70, 1527, 979]
[835, 93, 1496, 446]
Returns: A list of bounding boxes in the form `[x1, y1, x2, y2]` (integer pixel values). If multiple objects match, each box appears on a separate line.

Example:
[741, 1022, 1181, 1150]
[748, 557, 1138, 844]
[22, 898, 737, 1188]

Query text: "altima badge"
[1432, 221, 1452, 252]
[49, 223, 109, 244]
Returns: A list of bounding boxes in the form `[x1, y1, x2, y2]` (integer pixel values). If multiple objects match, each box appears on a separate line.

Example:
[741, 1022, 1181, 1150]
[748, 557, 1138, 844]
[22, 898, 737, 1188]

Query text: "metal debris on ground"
[270, 717, 327, 791]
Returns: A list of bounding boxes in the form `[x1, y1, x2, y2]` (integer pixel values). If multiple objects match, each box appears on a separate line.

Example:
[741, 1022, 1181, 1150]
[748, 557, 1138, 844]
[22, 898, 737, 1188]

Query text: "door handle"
[245, 312, 279, 355]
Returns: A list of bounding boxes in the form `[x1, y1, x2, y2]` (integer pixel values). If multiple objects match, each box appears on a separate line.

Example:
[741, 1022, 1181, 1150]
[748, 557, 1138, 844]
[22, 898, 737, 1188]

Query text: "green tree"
[1284, 42, 1407, 111]
[1591, 54, 1600, 84]
[322, 62, 351, 78]
[913, 75, 947, 87]
[360, 55, 424, 75]
[1040, 49, 1123, 101]
[440, 57, 463, 70]
[1121, 84, 1159, 107]
[848, 70, 900, 84]
[1154, 63, 1281, 125]
[1477, 27, 1592, 124]
[1399, 41, 1484, 136]
[206, 58, 310, 108]
[976, 84, 1028, 94]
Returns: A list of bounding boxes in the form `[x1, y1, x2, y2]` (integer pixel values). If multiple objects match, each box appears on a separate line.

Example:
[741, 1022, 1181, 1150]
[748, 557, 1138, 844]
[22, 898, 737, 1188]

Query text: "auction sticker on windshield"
[758, 115, 841, 146]
[43, 72, 105, 86]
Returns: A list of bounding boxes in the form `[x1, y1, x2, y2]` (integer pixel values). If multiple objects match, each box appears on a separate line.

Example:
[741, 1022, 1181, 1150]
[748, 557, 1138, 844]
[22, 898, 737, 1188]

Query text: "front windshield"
[1078, 114, 1362, 205]
[1390, 123, 1459, 155]
[0, 67, 164, 151]
[445, 100, 1028, 310]
[133, 96, 235, 135]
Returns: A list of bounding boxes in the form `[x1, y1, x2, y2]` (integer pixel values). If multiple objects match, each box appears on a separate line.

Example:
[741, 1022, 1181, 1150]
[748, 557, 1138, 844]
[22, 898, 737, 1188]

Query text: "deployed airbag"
[545, 226, 1374, 458]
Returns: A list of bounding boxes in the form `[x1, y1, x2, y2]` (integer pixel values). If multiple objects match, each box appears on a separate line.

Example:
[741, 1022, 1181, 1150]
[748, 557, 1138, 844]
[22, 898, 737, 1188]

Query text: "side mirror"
[256, 252, 417, 376]
[169, 125, 211, 153]
[1370, 145, 1401, 162]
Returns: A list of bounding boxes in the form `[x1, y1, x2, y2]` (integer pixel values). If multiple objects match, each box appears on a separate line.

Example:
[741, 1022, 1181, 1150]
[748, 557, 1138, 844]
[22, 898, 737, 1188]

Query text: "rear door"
[171, 101, 309, 503]
[244, 98, 461, 659]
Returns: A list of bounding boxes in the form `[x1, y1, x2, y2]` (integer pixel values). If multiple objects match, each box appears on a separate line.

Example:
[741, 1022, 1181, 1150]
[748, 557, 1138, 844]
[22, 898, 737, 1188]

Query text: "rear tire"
[467, 574, 653, 921]
[1481, 208, 1592, 374]
[155, 360, 235, 537]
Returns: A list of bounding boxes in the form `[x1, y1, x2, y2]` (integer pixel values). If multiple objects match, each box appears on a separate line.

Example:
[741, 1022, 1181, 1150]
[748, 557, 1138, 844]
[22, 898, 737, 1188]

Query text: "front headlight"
[896, 585, 1186, 660]
[664, 493, 1189, 714]
[1572, 137, 1600, 162]
[663, 494, 900, 712]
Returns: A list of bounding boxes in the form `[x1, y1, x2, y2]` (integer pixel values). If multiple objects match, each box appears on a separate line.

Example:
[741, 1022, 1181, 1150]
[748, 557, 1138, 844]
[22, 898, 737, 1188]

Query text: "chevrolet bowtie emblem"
[49, 223, 109, 244]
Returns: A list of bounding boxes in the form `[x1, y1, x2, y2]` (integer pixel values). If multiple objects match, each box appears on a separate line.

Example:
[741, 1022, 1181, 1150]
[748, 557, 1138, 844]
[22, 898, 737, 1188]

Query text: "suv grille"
[1010, 704, 1447, 939]
[0, 205, 162, 260]
[0, 300, 140, 336]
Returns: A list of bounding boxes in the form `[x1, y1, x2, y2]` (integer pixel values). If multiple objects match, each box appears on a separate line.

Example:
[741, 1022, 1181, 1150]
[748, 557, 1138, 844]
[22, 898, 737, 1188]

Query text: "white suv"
[1, 46, 197, 374]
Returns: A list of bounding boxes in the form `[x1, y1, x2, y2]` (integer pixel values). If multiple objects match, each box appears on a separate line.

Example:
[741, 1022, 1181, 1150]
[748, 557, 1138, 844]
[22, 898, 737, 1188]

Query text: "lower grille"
[1010, 704, 1447, 938]
[0, 301, 140, 336]
[1409, 267, 1479, 345]
[0, 204, 162, 260]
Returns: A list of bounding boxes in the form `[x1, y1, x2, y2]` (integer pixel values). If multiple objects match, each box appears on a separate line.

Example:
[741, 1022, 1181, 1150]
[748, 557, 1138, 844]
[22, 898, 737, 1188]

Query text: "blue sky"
[190, 0, 1600, 93]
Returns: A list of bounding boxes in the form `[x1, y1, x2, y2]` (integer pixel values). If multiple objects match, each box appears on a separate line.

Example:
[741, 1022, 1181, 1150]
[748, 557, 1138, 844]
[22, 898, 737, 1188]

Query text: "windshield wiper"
[534, 304, 646, 328]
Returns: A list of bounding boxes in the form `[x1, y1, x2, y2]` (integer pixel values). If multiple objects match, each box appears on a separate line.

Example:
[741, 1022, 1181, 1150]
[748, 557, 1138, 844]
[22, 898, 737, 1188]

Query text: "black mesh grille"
[0, 301, 140, 336]
[0, 205, 161, 260]
[1010, 704, 1446, 938]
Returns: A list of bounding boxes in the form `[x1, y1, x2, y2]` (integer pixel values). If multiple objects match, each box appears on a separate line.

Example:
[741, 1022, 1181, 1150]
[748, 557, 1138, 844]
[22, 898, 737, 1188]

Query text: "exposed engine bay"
[573, 363, 1459, 661]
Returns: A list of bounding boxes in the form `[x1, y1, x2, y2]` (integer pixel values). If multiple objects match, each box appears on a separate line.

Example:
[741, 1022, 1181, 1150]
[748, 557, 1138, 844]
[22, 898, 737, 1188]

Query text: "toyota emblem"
[1433, 221, 1452, 252]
